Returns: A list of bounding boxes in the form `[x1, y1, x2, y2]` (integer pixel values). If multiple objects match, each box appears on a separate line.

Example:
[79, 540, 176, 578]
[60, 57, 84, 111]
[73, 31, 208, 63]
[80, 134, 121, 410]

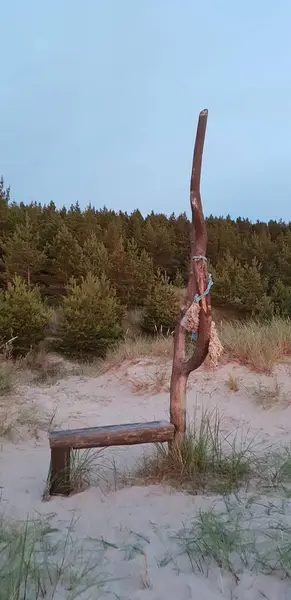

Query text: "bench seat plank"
[49, 420, 175, 450]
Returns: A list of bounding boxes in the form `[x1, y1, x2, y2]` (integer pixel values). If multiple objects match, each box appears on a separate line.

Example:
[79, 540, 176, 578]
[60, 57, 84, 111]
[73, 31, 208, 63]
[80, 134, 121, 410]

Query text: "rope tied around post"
[180, 255, 223, 364]
[191, 255, 213, 302]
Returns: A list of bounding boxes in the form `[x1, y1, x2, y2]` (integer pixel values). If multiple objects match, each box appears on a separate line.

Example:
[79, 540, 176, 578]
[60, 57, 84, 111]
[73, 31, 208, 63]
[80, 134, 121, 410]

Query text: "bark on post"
[170, 109, 212, 444]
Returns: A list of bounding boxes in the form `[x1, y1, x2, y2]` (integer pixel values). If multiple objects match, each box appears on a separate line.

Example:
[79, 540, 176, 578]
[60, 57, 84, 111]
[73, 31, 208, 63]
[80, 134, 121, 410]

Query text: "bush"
[58, 273, 123, 358]
[0, 276, 50, 356]
[141, 272, 180, 335]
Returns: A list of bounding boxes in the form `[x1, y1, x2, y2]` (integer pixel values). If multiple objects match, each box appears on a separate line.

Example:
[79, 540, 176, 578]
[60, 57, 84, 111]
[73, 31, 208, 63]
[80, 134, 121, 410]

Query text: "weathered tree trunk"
[170, 109, 212, 443]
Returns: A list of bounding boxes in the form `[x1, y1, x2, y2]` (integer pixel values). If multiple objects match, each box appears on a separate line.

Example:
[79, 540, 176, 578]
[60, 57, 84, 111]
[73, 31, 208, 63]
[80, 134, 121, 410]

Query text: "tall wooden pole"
[170, 109, 212, 444]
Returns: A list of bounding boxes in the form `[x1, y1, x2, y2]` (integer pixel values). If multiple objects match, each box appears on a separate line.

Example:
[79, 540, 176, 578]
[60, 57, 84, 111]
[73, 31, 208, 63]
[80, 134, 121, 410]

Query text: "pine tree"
[1, 215, 45, 286]
[0, 276, 50, 356]
[271, 279, 291, 317]
[64, 202, 85, 243]
[126, 210, 144, 248]
[47, 224, 83, 289]
[81, 233, 111, 279]
[0, 176, 10, 237]
[211, 253, 267, 316]
[142, 271, 179, 334]
[104, 219, 124, 255]
[173, 269, 185, 288]
[112, 240, 155, 308]
[58, 273, 123, 357]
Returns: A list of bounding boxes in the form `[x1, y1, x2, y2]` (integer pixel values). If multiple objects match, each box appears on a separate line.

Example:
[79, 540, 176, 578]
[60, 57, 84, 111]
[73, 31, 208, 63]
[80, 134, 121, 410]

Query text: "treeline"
[0, 175, 291, 356]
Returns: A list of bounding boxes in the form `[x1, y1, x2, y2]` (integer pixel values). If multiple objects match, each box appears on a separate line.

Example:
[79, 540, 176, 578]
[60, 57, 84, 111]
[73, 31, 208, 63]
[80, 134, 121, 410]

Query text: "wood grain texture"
[49, 420, 175, 449]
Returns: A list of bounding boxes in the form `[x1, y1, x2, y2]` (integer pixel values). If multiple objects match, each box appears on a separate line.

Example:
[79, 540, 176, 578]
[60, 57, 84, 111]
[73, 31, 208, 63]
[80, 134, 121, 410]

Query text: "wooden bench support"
[49, 420, 175, 496]
[50, 447, 71, 496]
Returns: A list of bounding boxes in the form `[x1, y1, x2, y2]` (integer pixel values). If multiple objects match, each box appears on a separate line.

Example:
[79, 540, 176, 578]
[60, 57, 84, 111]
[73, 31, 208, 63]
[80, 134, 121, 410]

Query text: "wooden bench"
[49, 420, 175, 496]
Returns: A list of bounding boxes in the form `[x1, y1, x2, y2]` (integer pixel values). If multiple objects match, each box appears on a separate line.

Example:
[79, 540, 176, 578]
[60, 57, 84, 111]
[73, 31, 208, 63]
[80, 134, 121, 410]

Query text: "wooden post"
[170, 109, 212, 444]
[50, 447, 71, 496]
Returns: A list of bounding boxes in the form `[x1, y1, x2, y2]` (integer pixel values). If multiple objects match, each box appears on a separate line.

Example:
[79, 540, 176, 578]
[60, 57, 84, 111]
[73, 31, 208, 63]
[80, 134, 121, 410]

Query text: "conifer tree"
[0, 275, 50, 355]
[81, 233, 111, 279]
[142, 271, 180, 334]
[112, 240, 155, 308]
[0, 176, 10, 237]
[1, 215, 45, 286]
[47, 224, 83, 289]
[58, 273, 123, 357]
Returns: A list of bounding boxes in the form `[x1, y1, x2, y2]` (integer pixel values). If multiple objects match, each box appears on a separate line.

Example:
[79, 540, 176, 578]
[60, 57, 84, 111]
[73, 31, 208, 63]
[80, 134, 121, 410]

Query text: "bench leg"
[50, 447, 71, 496]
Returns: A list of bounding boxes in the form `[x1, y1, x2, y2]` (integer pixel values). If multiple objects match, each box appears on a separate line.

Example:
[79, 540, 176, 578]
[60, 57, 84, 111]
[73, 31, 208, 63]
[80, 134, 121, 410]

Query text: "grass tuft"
[44, 448, 106, 499]
[70, 448, 107, 493]
[173, 508, 245, 580]
[130, 362, 170, 395]
[226, 371, 239, 392]
[132, 409, 255, 494]
[251, 377, 288, 409]
[0, 513, 109, 599]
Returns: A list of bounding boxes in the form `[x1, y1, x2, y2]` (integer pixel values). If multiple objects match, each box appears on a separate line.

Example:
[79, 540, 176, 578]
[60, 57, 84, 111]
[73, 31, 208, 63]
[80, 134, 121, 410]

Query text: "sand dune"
[1, 359, 291, 599]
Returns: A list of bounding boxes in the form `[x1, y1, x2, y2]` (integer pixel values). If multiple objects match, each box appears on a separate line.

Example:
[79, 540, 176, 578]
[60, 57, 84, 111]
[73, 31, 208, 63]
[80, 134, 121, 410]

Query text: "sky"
[1, 1, 291, 222]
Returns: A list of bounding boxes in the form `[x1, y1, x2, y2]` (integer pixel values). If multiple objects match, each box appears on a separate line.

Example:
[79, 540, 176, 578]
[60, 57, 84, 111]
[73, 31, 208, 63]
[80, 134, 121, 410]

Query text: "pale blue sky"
[1, 1, 291, 221]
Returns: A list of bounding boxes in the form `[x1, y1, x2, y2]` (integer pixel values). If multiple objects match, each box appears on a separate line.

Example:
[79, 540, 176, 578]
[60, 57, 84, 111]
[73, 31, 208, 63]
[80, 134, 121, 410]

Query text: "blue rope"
[190, 255, 213, 342]
[192, 255, 208, 261]
[193, 273, 213, 303]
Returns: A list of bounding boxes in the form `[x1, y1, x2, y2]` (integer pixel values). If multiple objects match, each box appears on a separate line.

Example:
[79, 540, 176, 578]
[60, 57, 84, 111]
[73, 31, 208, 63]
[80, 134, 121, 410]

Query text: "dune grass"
[0, 397, 55, 440]
[1, 317, 291, 385]
[102, 316, 291, 374]
[220, 317, 291, 373]
[251, 377, 289, 410]
[43, 448, 107, 499]
[101, 334, 173, 371]
[129, 362, 170, 395]
[131, 408, 256, 495]
[0, 513, 109, 599]
[165, 486, 291, 586]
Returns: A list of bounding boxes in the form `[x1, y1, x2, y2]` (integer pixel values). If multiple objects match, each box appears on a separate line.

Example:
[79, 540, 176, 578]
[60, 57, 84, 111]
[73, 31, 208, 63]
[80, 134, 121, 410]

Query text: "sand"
[1, 359, 291, 598]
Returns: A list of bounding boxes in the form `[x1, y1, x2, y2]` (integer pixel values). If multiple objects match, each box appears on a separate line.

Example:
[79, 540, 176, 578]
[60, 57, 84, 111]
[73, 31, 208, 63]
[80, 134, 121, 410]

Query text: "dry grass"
[130, 363, 170, 395]
[102, 335, 173, 371]
[220, 317, 291, 373]
[23, 348, 67, 384]
[0, 361, 15, 396]
[252, 377, 289, 410]
[0, 399, 56, 440]
[102, 317, 291, 376]
[226, 371, 239, 392]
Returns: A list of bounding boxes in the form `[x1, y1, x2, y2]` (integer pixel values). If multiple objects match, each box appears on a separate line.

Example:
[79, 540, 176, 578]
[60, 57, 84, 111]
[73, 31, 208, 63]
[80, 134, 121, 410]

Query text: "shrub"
[0, 276, 50, 356]
[58, 273, 123, 358]
[141, 272, 180, 335]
